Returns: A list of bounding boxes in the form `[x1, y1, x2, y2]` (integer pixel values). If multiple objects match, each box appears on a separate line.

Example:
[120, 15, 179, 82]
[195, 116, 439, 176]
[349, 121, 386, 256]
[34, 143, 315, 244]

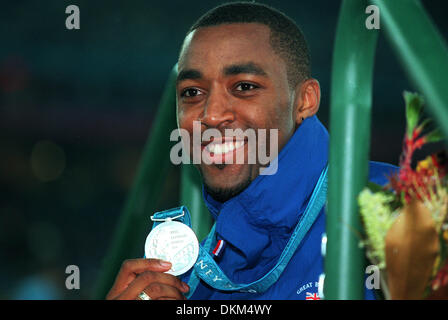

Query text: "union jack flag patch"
[305, 292, 320, 300]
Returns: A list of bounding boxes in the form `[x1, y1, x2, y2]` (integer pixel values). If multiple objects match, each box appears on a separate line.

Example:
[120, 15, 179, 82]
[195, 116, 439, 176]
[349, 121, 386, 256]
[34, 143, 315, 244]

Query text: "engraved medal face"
[144, 221, 199, 276]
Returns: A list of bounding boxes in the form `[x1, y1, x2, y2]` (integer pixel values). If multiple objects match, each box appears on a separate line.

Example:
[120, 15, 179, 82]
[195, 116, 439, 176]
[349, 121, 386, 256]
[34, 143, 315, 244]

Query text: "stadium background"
[0, 0, 447, 299]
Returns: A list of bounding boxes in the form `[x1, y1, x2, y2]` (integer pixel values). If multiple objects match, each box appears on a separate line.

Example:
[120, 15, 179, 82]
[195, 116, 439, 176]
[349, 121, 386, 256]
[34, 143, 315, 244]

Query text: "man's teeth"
[206, 141, 244, 154]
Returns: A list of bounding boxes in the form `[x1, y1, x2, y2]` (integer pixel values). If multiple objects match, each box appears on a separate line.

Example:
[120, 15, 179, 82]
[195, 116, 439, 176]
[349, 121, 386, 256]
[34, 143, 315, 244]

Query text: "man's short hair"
[187, 1, 311, 88]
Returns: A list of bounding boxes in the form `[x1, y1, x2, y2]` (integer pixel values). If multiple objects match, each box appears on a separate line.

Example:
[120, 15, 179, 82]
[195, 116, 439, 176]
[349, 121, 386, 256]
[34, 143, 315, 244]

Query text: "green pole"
[371, 0, 448, 140]
[325, 0, 448, 299]
[93, 65, 178, 299]
[325, 0, 378, 299]
[180, 164, 213, 242]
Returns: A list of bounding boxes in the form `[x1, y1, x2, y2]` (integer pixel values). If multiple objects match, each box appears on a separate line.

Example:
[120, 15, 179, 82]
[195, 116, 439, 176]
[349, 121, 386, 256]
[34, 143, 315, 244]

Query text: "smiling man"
[106, 2, 397, 300]
[176, 19, 318, 202]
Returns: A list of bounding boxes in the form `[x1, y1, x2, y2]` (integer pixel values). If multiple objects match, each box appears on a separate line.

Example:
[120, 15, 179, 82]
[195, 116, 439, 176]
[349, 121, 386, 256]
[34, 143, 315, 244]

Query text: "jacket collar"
[202, 116, 329, 264]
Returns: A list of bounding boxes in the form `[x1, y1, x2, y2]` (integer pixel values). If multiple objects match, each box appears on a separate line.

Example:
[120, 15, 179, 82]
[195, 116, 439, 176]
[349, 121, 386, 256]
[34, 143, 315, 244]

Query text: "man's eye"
[235, 83, 258, 91]
[181, 88, 202, 97]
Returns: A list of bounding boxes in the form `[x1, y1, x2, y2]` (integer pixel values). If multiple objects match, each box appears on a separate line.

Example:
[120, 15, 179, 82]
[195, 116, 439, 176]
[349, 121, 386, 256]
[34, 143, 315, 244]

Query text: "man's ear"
[293, 78, 321, 126]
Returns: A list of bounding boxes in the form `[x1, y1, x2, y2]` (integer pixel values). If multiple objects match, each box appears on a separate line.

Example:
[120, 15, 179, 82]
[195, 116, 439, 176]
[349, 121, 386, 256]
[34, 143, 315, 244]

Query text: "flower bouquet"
[358, 91, 448, 300]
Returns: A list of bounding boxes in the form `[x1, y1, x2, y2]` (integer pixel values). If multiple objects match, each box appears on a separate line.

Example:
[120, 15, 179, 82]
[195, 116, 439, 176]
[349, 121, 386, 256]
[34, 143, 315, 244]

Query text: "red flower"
[387, 92, 445, 203]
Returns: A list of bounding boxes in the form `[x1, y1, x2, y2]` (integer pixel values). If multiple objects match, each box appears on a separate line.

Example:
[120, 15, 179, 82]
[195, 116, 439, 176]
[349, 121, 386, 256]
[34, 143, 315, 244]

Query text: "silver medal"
[144, 220, 199, 276]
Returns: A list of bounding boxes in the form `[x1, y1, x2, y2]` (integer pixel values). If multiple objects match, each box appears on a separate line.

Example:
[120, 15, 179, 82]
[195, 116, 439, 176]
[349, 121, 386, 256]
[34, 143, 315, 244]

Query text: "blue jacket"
[183, 115, 397, 300]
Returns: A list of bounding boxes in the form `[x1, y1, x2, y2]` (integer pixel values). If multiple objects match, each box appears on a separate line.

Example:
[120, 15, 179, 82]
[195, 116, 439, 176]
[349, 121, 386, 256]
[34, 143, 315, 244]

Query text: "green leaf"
[415, 118, 432, 135]
[366, 181, 385, 193]
[365, 182, 401, 210]
[425, 128, 444, 143]
[404, 91, 425, 139]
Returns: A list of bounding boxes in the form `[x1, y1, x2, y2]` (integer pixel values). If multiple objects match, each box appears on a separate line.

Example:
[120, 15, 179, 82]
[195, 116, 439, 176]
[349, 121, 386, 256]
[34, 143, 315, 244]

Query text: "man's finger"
[121, 258, 173, 274]
[114, 270, 189, 300]
[106, 258, 172, 299]
[137, 283, 187, 301]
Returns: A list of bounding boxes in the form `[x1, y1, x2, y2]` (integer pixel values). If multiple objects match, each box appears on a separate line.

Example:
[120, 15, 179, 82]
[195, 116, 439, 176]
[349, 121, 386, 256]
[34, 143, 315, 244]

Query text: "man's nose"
[199, 89, 235, 128]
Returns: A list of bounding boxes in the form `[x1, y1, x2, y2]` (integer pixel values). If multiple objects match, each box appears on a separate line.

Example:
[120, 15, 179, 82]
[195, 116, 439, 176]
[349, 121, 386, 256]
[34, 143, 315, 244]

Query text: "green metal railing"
[93, 66, 177, 298]
[325, 0, 379, 300]
[325, 0, 448, 299]
[94, 0, 448, 300]
[180, 164, 213, 242]
[93, 65, 213, 299]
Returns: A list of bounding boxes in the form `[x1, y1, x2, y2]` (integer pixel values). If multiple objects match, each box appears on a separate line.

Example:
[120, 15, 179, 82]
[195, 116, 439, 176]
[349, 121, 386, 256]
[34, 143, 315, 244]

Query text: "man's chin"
[204, 177, 252, 203]
[199, 165, 252, 202]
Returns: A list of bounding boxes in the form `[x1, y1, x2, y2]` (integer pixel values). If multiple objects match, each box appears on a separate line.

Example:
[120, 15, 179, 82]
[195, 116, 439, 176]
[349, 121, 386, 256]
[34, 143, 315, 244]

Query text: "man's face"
[176, 23, 297, 201]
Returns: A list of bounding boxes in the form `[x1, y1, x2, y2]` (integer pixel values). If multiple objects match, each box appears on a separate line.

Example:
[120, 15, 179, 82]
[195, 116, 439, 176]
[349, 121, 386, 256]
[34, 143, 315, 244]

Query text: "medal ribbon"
[150, 206, 193, 228]
[144, 206, 194, 259]
[186, 165, 328, 297]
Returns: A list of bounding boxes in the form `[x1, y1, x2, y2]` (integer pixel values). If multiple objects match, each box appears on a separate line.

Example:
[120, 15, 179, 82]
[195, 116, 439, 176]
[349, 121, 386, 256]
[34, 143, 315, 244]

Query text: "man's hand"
[106, 259, 190, 300]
